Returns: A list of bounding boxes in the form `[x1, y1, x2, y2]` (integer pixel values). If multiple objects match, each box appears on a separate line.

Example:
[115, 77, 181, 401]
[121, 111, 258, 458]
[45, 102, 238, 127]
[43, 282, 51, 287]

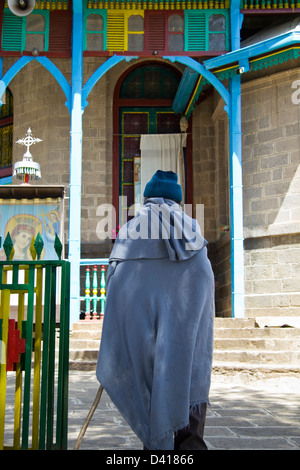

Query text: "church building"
[0, 0, 299, 325]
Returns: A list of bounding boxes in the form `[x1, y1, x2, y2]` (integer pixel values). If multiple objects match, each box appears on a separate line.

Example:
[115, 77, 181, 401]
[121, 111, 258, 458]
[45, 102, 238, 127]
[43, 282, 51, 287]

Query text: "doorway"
[113, 62, 192, 225]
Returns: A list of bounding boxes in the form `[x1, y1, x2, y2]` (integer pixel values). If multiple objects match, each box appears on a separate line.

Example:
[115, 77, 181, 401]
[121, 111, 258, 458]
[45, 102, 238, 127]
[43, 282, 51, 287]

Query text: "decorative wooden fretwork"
[242, 0, 300, 8]
[87, 0, 229, 9]
[4, 0, 69, 9]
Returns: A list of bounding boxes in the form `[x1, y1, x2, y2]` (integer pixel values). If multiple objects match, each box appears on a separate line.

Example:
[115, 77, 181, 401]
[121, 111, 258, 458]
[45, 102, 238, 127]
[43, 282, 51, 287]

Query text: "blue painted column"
[228, 2, 245, 318]
[69, 0, 83, 327]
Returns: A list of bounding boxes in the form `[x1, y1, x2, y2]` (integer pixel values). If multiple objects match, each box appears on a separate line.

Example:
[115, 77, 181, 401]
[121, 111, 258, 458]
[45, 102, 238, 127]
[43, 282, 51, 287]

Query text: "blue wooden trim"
[35, 57, 71, 110]
[82, 55, 137, 108]
[0, 176, 12, 185]
[69, 0, 84, 328]
[0, 56, 71, 110]
[164, 56, 230, 112]
[228, 75, 245, 319]
[0, 56, 34, 99]
[228, 0, 245, 319]
[80, 259, 109, 266]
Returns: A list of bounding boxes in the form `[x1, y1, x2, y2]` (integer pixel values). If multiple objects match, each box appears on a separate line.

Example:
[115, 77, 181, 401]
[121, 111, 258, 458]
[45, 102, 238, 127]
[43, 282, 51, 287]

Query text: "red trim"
[185, 126, 193, 206]
[241, 8, 300, 13]
[0, 50, 221, 59]
[0, 166, 12, 177]
[144, 10, 185, 54]
[0, 51, 71, 58]
[0, 116, 13, 126]
[112, 99, 119, 222]
[117, 98, 175, 107]
[83, 50, 225, 58]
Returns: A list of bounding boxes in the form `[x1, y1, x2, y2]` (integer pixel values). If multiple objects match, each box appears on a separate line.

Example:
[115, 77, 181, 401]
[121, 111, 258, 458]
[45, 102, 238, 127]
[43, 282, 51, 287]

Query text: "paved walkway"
[68, 370, 300, 451]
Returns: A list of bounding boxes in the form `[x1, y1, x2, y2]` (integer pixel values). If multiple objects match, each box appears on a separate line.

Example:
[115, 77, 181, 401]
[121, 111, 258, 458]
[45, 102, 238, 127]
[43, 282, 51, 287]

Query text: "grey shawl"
[96, 198, 215, 450]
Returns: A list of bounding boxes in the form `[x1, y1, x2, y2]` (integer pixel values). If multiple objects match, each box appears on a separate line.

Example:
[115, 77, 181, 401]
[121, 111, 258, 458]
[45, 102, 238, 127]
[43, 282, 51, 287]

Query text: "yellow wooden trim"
[107, 9, 144, 51]
[250, 46, 300, 64]
[13, 292, 25, 450]
[32, 266, 43, 449]
[185, 75, 202, 116]
[0, 290, 10, 450]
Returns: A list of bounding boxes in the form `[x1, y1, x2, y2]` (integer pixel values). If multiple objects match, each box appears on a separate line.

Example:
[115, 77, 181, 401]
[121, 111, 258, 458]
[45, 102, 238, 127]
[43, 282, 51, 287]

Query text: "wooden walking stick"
[73, 384, 104, 450]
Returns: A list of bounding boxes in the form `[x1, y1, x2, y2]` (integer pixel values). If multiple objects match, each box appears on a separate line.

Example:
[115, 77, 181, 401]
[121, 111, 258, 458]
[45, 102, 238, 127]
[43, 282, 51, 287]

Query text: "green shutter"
[184, 12, 206, 52]
[1, 11, 25, 51]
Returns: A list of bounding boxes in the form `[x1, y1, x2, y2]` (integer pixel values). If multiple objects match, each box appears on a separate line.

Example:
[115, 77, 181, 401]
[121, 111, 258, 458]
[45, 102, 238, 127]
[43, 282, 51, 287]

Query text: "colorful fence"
[0, 232, 70, 450]
[80, 260, 109, 321]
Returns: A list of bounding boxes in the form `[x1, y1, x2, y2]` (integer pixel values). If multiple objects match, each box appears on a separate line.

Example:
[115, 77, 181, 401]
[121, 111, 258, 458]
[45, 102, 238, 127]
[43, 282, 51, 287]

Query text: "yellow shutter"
[107, 12, 126, 52]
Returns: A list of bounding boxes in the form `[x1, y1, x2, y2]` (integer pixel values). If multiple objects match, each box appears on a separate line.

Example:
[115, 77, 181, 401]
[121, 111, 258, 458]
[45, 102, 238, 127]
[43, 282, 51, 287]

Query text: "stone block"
[244, 213, 266, 227]
[258, 116, 270, 129]
[251, 197, 279, 213]
[242, 119, 258, 134]
[275, 136, 299, 153]
[272, 264, 292, 279]
[260, 153, 288, 170]
[278, 248, 300, 264]
[244, 294, 272, 308]
[257, 127, 283, 143]
[290, 294, 300, 306]
[243, 186, 262, 200]
[286, 123, 300, 136]
[250, 250, 278, 265]
[245, 266, 271, 281]
[282, 278, 300, 292]
[264, 181, 290, 196]
[252, 171, 271, 185]
[253, 142, 274, 158]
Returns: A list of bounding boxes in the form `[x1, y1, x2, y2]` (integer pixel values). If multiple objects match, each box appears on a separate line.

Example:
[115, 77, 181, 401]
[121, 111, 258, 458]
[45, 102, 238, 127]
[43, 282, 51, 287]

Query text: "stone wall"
[192, 93, 218, 242]
[244, 234, 300, 317]
[242, 68, 300, 318]
[192, 94, 231, 316]
[194, 67, 300, 318]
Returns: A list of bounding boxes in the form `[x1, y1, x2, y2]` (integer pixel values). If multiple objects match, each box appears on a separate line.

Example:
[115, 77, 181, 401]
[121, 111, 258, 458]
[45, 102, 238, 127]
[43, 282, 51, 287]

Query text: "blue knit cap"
[143, 170, 182, 202]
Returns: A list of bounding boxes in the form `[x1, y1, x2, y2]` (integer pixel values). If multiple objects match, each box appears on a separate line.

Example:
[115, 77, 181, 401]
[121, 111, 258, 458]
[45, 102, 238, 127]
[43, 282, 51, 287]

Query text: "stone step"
[214, 327, 300, 339]
[214, 318, 257, 328]
[72, 320, 103, 331]
[69, 334, 300, 351]
[214, 337, 300, 350]
[69, 345, 300, 362]
[213, 349, 300, 366]
[69, 349, 99, 362]
[68, 318, 300, 371]
[69, 349, 300, 370]
[71, 330, 102, 341]
[70, 339, 101, 350]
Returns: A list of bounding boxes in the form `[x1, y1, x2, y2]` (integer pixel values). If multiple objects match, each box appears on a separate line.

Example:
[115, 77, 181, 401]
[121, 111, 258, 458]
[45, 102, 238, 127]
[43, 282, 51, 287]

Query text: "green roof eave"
[182, 30, 300, 118]
[171, 67, 200, 115]
[203, 29, 300, 70]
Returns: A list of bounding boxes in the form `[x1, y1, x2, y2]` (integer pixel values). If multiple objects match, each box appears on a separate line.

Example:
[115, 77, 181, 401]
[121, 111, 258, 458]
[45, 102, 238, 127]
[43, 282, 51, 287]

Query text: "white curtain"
[140, 133, 187, 201]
